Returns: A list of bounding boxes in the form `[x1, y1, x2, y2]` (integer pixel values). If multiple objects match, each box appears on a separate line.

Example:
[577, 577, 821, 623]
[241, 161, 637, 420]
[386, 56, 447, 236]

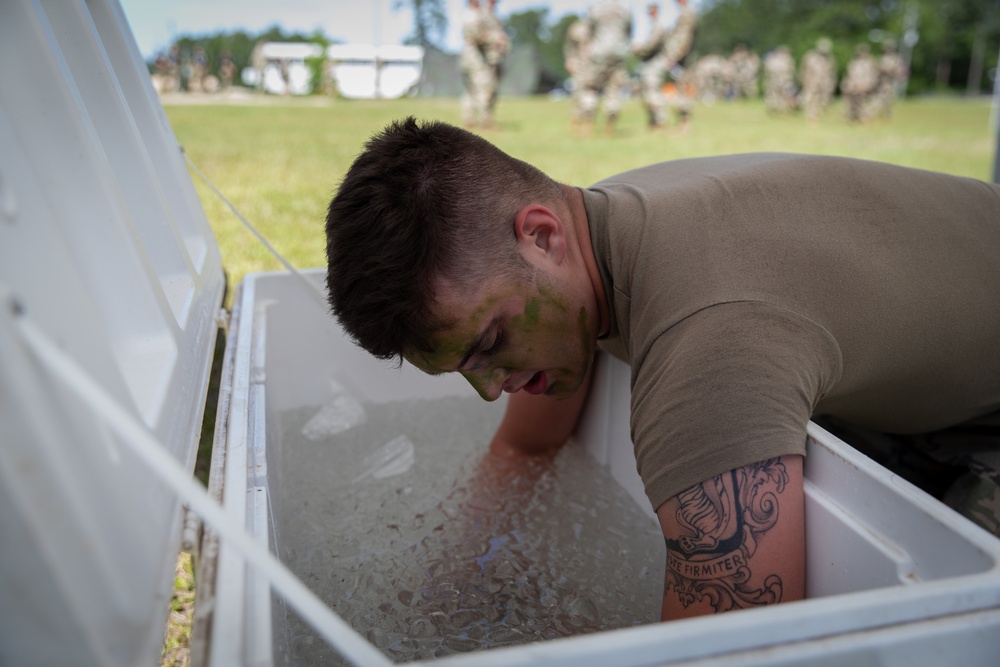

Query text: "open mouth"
[523, 371, 549, 395]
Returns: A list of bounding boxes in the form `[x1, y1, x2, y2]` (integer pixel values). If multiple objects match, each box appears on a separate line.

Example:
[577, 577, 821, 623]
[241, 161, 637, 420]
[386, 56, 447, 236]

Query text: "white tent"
[246, 41, 323, 95]
[326, 43, 424, 99]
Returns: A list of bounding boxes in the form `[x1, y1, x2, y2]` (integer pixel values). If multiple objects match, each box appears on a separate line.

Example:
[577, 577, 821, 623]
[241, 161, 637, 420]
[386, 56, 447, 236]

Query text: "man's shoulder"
[590, 153, 828, 189]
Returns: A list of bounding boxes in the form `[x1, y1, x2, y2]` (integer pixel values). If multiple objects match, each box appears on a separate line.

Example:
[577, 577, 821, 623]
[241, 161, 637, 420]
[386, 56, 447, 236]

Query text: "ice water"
[272, 395, 663, 665]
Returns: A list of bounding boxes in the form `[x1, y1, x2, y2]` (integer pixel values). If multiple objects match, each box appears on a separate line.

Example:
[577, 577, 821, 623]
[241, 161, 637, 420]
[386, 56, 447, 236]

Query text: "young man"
[325, 117, 1000, 621]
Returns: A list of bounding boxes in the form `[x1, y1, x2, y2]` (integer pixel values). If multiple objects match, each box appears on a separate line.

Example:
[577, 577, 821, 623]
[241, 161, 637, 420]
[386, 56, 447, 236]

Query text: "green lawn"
[166, 94, 995, 302]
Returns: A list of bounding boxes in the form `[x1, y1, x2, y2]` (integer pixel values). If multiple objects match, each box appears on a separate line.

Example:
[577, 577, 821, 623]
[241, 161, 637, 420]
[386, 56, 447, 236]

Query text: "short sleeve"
[631, 301, 842, 510]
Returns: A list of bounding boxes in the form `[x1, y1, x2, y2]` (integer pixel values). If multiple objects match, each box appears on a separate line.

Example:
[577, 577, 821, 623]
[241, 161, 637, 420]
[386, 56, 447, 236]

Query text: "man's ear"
[513, 205, 566, 263]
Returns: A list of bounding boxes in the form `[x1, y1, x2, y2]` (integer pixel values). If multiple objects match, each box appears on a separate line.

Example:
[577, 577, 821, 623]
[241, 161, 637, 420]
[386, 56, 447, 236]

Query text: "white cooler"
[2, 2, 1000, 667]
[208, 270, 1000, 667]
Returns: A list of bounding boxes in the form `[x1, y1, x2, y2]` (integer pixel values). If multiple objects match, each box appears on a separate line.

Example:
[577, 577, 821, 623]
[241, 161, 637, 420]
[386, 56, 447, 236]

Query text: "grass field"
[166, 94, 996, 302]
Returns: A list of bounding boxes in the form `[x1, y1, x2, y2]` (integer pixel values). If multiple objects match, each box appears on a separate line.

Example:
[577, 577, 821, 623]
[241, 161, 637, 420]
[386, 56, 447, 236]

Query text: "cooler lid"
[0, 1, 224, 665]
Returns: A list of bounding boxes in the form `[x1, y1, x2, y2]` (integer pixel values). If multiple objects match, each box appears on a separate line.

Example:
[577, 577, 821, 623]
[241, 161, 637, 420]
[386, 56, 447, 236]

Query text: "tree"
[507, 8, 548, 47]
[505, 9, 586, 91]
[394, 0, 448, 49]
[927, 0, 999, 94]
[542, 14, 585, 84]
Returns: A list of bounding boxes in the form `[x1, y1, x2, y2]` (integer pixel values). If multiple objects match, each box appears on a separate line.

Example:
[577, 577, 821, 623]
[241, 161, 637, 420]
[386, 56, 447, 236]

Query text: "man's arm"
[657, 454, 804, 621]
[489, 362, 594, 460]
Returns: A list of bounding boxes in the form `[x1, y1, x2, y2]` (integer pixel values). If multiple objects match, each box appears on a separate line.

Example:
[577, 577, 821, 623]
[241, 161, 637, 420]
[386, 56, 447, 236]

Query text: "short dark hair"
[325, 117, 562, 362]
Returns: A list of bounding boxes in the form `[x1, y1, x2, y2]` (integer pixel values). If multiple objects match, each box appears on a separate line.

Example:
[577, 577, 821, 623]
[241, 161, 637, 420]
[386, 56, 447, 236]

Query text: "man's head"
[325, 117, 567, 376]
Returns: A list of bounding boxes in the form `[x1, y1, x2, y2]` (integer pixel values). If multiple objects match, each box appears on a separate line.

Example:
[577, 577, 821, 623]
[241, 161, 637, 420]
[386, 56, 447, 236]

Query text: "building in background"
[245, 42, 322, 95]
[326, 44, 424, 99]
[243, 42, 424, 98]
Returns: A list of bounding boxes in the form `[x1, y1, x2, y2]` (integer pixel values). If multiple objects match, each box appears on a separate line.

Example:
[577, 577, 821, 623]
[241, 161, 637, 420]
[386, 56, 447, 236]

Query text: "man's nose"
[462, 366, 507, 402]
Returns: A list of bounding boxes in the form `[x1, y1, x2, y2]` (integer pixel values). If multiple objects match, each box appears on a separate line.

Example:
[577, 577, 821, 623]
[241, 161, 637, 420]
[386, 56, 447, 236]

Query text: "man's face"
[406, 267, 597, 402]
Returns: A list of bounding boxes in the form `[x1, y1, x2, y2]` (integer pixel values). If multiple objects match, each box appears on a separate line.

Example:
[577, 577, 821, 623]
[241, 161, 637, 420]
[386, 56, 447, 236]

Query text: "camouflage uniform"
[167, 44, 181, 92]
[690, 54, 734, 103]
[799, 37, 836, 121]
[763, 46, 796, 114]
[564, 18, 590, 77]
[814, 412, 1000, 540]
[564, 18, 591, 123]
[461, 0, 499, 128]
[483, 0, 510, 117]
[633, 4, 669, 128]
[729, 44, 760, 99]
[871, 38, 904, 119]
[573, 0, 632, 132]
[219, 52, 236, 91]
[151, 51, 179, 94]
[840, 43, 879, 123]
[662, 0, 698, 125]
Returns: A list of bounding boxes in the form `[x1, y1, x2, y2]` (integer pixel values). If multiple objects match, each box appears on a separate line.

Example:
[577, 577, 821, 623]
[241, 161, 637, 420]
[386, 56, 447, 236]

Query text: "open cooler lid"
[0, 1, 225, 666]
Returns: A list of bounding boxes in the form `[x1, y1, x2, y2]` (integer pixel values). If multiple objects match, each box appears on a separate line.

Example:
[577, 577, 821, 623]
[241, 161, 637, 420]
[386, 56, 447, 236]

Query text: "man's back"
[583, 154, 1000, 506]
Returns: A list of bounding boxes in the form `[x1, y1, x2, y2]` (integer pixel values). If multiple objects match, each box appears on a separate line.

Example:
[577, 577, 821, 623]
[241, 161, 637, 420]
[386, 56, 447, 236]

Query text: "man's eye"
[483, 331, 504, 355]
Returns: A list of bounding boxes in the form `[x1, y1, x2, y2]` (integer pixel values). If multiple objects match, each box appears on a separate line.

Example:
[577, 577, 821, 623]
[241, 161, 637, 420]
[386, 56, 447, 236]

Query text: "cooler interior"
[204, 269, 1000, 667]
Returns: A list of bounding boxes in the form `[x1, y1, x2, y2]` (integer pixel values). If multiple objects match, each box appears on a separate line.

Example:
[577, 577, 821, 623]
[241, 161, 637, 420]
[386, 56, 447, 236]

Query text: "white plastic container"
[202, 269, 1000, 667]
[0, 1, 224, 666]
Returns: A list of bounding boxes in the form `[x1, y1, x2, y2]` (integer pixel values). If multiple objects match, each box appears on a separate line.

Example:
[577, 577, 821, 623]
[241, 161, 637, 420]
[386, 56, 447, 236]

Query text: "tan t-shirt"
[583, 154, 1000, 510]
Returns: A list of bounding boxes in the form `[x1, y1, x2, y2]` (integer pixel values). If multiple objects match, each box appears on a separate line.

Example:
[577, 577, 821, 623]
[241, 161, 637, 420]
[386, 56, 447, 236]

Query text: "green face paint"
[407, 332, 467, 375]
[523, 296, 540, 328]
[406, 292, 505, 373]
[537, 282, 569, 313]
[404, 268, 597, 402]
[510, 295, 540, 338]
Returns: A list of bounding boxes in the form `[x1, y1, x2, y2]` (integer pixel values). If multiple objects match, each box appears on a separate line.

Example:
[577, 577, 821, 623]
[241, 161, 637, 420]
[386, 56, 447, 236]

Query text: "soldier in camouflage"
[219, 51, 236, 91]
[729, 44, 760, 99]
[690, 54, 734, 103]
[799, 37, 836, 121]
[871, 37, 905, 119]
[840, 43, 879, 123]
[483, 0, 510, 120]
[572, 0, 632, 136]
[461, 0, 504, 129]
[763, 46, 796, 114]
[662, 0, 698, 131]
[633, 3, 669, 130]
[564, 17, 592, 127]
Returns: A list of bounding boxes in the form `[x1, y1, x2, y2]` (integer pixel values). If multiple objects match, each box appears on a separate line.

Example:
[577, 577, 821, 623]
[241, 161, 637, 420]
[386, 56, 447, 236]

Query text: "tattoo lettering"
[663, 458, 788, 613]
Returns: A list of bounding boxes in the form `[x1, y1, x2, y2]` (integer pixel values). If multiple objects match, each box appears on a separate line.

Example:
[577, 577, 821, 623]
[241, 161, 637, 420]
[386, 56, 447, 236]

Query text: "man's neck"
[560, 183, 610, 339]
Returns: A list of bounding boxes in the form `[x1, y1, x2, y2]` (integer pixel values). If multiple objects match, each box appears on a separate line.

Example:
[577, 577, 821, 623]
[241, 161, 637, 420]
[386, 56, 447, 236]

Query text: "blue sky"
[119, 0, 687, 58]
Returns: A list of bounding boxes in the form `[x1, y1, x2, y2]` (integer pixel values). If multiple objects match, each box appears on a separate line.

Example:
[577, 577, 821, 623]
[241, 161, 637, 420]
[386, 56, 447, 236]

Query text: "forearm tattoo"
[663, 458, 788, 613]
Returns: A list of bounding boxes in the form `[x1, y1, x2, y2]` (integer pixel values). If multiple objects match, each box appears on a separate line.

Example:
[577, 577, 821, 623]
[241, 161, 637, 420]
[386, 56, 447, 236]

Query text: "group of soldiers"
[459, 1, 907, 132]
[563, 0, 699, 135]
[151, 44, 237, 95]
[761, 37, 905, 123]
[461, 0, 510, 129]
[684, 46, 760, 103]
